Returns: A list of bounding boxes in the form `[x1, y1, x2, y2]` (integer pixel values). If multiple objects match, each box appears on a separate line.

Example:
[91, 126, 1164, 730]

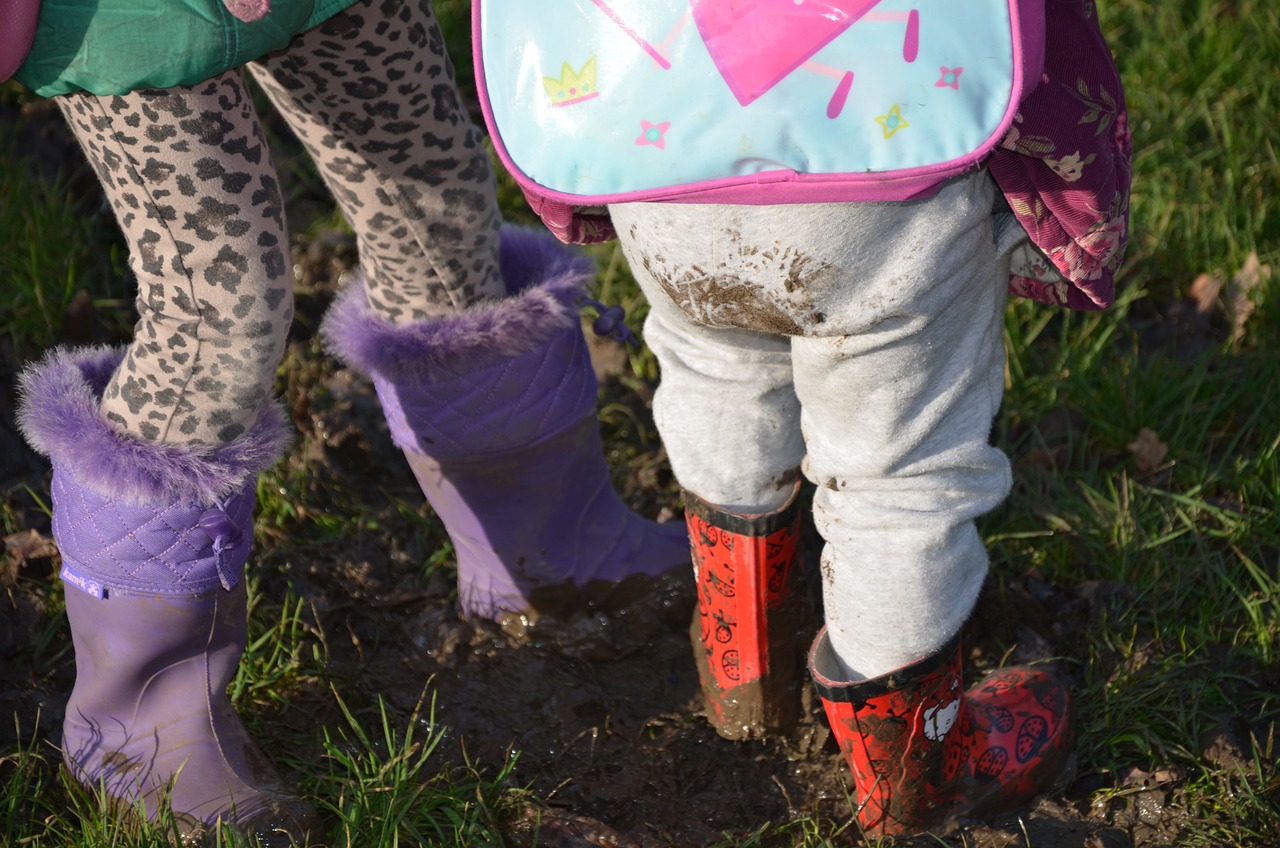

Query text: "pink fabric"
[989, 0, 1131, 310]
[1, 0, 41, 81]
[691, 0, 884, 106]
[222, 0, 271, 23]
[525, 195, 618, 246]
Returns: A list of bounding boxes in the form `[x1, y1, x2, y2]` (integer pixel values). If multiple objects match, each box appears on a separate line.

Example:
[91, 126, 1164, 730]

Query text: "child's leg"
[638, 289, 805, 513]
[618, 172, 1011, 678]
[792, 186, 1071, 835]
[612, 203, 815, 739]
[41, 77, 310, 842]
[620, 248, 808, 739]
[789, 176, 1010, 681]
[247, 0, 505, 320]
[251, 0, 688, 621]
[56, 75, 292, 447]
[616, 177, 1071, 832]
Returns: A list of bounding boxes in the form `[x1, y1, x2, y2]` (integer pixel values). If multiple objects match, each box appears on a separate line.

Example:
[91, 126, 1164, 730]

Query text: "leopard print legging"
[56, 0, 504, 447]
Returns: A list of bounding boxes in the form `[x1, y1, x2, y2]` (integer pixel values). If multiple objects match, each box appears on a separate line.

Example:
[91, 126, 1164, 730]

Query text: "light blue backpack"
[474, 0, 1046, 242]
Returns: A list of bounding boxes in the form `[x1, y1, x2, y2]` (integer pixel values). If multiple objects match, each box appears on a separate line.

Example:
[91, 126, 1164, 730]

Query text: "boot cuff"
[322, 226, 594, 383]
[683, 481, 802, 537]
[17, 346, 290, 505]
[808, 626, 962, 703]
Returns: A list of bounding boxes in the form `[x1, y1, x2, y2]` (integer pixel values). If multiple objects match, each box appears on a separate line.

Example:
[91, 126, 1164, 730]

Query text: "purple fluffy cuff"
[17, 346, 290, 506]
[322, 225, 594, 383]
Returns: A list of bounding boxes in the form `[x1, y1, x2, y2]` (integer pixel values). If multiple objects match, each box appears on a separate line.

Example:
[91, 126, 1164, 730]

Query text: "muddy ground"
[0, 340, 1189, 848]
[0, 97, 1249, 848]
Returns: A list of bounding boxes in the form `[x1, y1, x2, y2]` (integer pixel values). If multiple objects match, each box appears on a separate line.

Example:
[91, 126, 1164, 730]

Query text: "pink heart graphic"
[692, 0, 885, 105]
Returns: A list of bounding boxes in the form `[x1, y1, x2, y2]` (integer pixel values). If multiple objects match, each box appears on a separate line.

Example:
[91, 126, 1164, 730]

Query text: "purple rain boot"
[322, 226, 690, 622]
[17, 347, 317, 846]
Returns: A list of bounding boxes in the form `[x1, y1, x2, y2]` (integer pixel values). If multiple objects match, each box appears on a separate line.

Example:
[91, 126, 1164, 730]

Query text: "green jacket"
[17, 0, 357, 97]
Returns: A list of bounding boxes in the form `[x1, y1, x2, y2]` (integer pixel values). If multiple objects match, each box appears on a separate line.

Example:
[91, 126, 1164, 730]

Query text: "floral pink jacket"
[989, 0, 1131, 311]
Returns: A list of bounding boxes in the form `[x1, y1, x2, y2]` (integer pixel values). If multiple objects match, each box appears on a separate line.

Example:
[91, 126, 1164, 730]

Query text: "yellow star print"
[876, 104, 909, 139]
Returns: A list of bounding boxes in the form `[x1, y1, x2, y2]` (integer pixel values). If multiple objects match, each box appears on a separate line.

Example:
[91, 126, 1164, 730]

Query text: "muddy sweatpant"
[610, 172, 1023, 681]
[54, 0, 504, 447]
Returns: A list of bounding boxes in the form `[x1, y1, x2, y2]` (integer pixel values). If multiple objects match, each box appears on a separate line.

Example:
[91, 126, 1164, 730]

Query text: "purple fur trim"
[17, 346, 290, 506]
[322, 226, 594, 383]
[494, 224, 597, 296]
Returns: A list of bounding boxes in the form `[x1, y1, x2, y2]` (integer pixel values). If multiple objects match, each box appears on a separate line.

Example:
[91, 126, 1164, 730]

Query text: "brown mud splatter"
[635, 235, 835, 337]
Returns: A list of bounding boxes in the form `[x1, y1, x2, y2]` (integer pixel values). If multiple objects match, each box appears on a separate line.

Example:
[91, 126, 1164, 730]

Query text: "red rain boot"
[808, 626, 1073, 836]
[685, 484, 808, 740]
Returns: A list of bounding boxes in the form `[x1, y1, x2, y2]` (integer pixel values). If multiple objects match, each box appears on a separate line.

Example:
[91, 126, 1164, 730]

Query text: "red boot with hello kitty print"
[808, 626, 1074, 836]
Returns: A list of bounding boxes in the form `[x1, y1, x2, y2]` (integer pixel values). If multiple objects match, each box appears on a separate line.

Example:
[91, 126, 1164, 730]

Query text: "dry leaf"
[1228, 251, 1271, 341]
[1126, 428, 1168, 473]
[3, 530, 60, 588]
[1119, 766, 1155, 787]
[583, 319, 630, 383]
[3, 529, 59, 563]
[1151, 766, 1187, 785]
[1188, 271, 1225, 318]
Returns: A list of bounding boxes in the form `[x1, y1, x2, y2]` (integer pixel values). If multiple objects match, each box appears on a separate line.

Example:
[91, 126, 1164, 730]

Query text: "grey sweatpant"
[611, 172, 1021, 681]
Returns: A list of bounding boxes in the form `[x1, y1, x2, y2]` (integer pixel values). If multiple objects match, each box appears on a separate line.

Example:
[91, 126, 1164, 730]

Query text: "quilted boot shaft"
[686, 486, 807, 740]
[51, 464, 255, 599]
[809, 626, 1073, 836]
[16, 346, 313, 844]
[323, 226, 689, 621]
[374, 314, 691, 621]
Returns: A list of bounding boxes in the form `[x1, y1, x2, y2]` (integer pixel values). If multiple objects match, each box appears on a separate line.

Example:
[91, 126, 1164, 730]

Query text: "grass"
[0, 578, 517, 847]
[2, 0, 1279, 845]
[0, 90, 131, 366]
[318, 687, 514, 847]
